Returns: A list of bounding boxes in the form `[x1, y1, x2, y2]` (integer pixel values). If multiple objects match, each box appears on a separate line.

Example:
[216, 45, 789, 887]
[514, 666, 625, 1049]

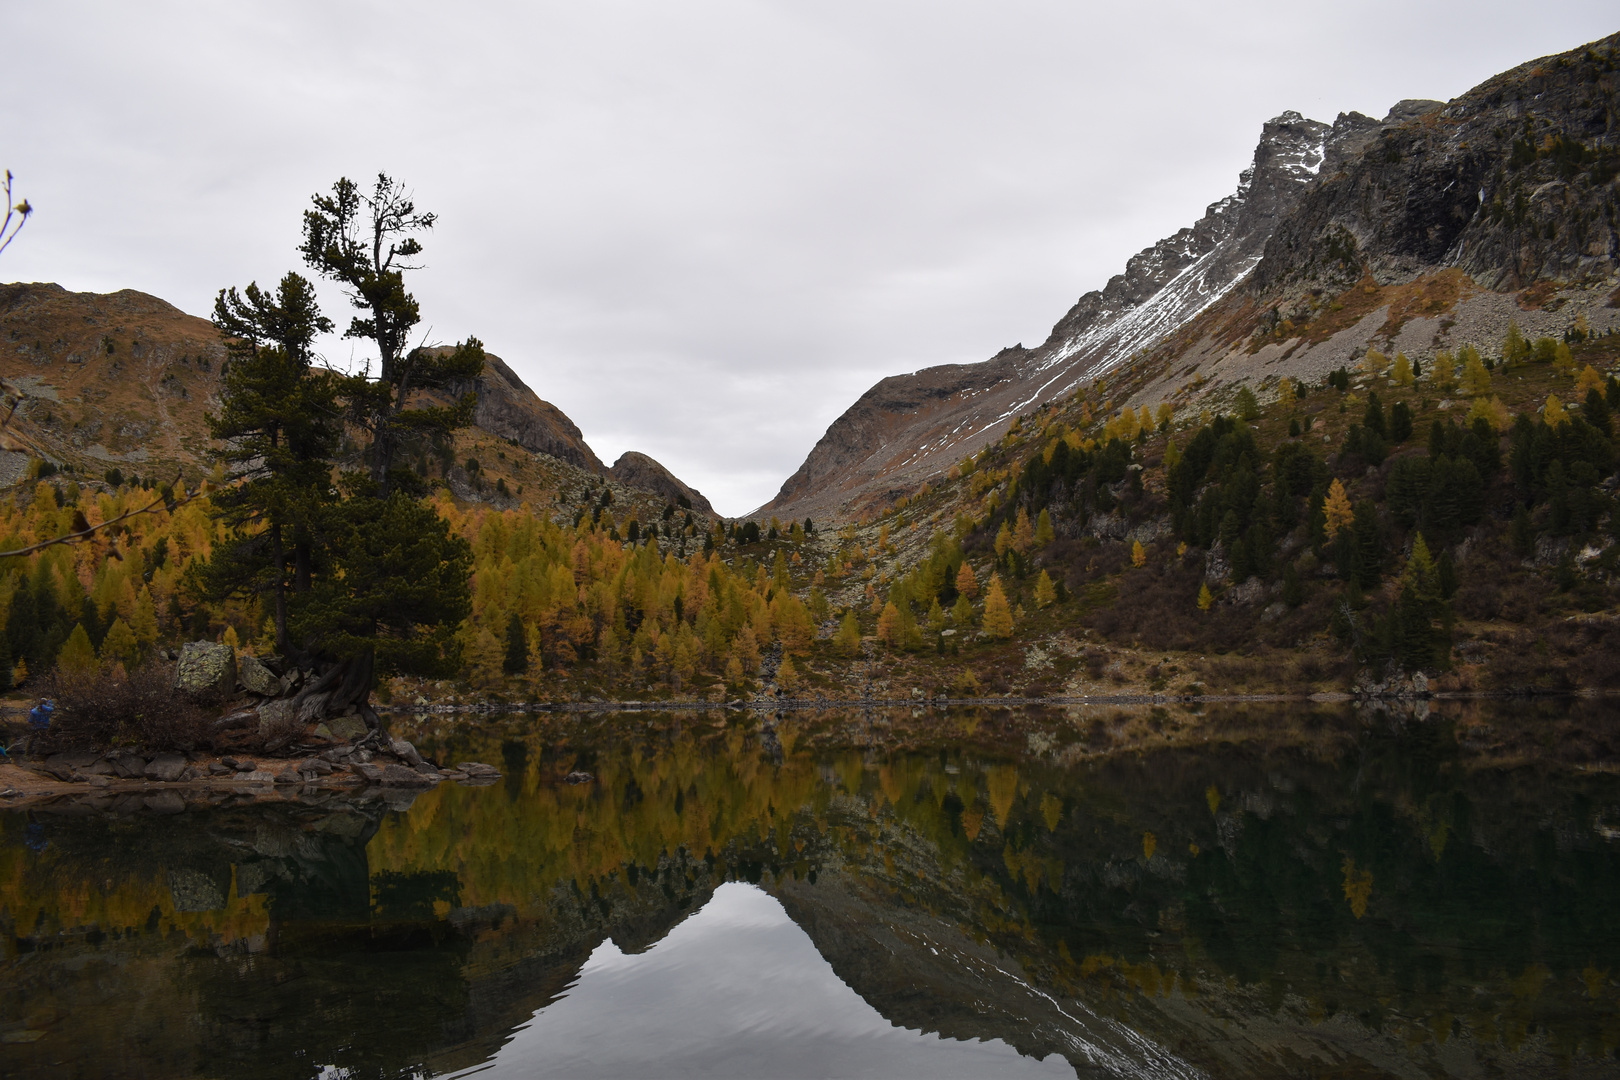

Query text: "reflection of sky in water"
[454, 883, 1075, 1079]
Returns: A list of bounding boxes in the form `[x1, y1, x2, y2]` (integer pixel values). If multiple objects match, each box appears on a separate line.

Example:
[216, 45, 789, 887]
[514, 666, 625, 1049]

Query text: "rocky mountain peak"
[758, 108, 1348, 521]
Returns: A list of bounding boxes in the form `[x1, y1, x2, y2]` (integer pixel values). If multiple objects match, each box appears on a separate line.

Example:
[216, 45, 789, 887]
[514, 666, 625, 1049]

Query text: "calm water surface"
[4, 702, 1620, 1079]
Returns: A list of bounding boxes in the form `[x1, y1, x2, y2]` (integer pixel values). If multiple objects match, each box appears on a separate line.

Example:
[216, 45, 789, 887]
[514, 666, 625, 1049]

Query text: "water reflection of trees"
[3, 702, 1620, 1076]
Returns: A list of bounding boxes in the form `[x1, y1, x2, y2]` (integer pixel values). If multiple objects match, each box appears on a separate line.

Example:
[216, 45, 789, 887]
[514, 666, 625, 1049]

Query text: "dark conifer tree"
[298, 174, 485, 496]
[503, 613, 529, 676]
[196, 272, 339, 652]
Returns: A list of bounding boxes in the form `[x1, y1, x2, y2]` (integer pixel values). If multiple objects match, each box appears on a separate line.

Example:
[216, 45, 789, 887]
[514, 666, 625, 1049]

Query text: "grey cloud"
[5, 0, 1615, 514]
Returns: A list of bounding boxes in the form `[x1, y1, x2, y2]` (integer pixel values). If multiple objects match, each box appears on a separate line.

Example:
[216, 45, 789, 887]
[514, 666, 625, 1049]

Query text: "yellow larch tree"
[982, 575, 1013, 639]
[1034, 509, 1054, 548]
[1011, 507, 1034, 555]
[1323, 478, 1355, 538]
[956, 561, 979, 599]
[1033, 570, 1057, 609]
[1391, 353, 1414, 387]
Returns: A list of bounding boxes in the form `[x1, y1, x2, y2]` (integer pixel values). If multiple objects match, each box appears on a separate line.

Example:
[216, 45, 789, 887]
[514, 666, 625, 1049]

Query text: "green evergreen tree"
[503, 613, 529, 675]
[299, 174, 485, 496]
[289, 489, 474, 693]
[196, 272, 340, 652]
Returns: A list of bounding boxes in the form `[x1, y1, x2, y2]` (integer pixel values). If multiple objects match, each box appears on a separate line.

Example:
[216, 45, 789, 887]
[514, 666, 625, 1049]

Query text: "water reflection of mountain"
[3, 703, 1620, 1079]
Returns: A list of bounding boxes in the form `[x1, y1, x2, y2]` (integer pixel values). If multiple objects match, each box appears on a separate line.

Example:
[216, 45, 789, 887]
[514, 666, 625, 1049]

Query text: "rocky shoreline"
[0, 733, 501, 804]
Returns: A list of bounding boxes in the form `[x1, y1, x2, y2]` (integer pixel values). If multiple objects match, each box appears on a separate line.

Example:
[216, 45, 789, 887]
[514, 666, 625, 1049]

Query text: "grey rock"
[458, 762, 500, 778]
[238, 653, 279, 696]
[208, 762, 233, 774]
[325, 714, 367, 742]
[240, 770, 276, 783]
[40, 752, 98, 781]
[175, 641, 236, 697]
[381, 763, 434, 787]
[299, 757, 334, 777]
[111, 755, 146, 778]
[390, 738, 424, 768]
[351, 762, 385, 783]
[143, 753, 188, 782]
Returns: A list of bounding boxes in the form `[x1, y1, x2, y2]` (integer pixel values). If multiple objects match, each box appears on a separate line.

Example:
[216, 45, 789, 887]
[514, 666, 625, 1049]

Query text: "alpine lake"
[5, 699, 1620, 1079]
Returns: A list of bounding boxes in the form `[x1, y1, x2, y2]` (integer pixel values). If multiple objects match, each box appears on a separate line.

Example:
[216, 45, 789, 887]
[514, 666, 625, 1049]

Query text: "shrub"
[39, 660, 214, 753]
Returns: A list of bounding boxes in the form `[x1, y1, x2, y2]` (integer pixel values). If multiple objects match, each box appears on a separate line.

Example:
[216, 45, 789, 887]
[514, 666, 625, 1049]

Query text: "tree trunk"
[289, 650, 378, 728]
[271, 521, 288, 654]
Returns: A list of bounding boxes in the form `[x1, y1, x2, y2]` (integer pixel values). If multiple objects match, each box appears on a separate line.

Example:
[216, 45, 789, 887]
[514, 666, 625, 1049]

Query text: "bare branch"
[0, 473, 204, 561]
[0, 170, 33, 258]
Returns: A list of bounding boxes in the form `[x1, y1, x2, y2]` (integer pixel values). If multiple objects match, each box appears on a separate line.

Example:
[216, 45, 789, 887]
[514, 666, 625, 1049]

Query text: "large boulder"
[143, 753, 188, 781]
[238, 653, 278, 696]
[175, 642, 236, 698]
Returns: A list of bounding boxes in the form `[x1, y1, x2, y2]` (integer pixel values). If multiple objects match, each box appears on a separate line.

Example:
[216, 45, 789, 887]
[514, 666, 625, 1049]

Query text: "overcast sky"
[6, 3, 1615, 515]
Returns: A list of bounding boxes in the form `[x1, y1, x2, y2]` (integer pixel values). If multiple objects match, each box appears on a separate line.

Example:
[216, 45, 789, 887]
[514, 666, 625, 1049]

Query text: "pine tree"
[994, 521, 1013, 557]
[1033, 570, 1057, 608]
[982, 575, 1013, 639]
[1543, 394, 1570, 427]
[198, 272, 339, 652]
[289, 490, 474, 690]
[1323, 478, 1355, 538]
[299, 175, 486, 495]
[926, 597, 946, 631]
[502, 613, 529, 675]
[1235, 385, 1260, 421]
[952, 593, 974, 628]
[1131, 540, 1147, 568]
[1197, 583, 1214, 611]
[955, 561, 979, 599]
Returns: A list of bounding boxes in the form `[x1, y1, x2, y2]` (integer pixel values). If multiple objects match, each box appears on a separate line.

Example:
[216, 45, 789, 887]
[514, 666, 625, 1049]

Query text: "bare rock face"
[441, 350, 605, 473]
[760, 111, 1353, 522]
[762, 33, 1620, 525]
[608, 452, 715, 515]
[175, 642, 236, 698]
[1255, 38, 1620, 292]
